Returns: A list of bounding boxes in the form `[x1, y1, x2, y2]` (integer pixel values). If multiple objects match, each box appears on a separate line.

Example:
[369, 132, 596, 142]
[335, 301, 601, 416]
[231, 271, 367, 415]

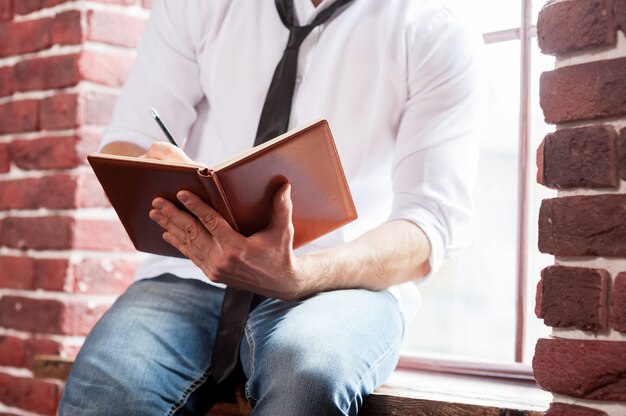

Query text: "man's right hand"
[101, 141, 204, 166]
[141, 142, 198, 165]
[100, 140, 147, 157]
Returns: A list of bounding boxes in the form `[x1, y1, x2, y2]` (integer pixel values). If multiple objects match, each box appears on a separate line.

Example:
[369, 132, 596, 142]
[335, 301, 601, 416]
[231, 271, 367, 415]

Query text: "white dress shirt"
[101, 0, 481, 325]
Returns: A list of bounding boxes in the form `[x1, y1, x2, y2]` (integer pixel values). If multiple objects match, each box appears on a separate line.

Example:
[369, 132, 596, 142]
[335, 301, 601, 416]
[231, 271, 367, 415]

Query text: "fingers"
[145, 142, 195, 163]
[149, 198, 208, 253]
[176, 191, 241, 246]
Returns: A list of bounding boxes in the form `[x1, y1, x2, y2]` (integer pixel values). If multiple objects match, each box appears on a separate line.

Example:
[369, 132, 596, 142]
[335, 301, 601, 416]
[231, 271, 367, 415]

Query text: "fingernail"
[150, 209, 162, 222]
[177, 192, 189, 203]
[153, 199, 164, 210]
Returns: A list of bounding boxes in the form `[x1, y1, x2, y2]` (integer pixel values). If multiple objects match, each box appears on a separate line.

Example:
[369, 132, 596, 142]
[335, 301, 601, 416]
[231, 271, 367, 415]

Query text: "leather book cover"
[88, 119, 357, 257]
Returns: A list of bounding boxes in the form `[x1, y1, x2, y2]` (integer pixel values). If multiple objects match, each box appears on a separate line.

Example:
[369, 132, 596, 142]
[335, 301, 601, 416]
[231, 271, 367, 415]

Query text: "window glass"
[532, 0, 549, 25]
[402, 40, 521, 362]
[523, 39, 555, 363]
[454, 0, 521, 33]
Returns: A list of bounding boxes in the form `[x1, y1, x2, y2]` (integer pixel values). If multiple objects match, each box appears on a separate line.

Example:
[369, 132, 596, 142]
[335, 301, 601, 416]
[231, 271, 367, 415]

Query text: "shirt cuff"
[388, 200, 447, 281]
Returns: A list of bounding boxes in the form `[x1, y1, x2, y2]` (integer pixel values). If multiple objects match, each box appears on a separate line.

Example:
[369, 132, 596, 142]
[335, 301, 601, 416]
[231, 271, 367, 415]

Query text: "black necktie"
[255, 0, 355, 145]
[209, 0, 355, 389]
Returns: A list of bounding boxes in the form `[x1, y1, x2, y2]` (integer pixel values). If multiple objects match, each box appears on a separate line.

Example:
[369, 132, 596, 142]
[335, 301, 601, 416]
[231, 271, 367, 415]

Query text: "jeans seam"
[167, 365, 213, 416]
[243, 321, 259, 404]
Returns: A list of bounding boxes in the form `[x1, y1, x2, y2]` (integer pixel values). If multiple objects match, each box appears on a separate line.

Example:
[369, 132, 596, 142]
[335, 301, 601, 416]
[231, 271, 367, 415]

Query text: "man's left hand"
[149, 184, 316, 300]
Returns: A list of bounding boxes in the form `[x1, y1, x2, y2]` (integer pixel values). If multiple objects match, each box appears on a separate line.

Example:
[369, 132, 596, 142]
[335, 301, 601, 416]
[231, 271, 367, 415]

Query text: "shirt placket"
[290, 25, 323, 130]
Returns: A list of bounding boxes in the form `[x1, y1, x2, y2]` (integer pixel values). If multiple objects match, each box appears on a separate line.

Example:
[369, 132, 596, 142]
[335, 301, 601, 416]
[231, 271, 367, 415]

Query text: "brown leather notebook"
[88, 119, 357, 258]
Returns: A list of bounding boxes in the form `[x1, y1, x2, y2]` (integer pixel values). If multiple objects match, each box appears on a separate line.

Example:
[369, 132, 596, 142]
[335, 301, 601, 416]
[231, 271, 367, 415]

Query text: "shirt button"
[296, 76, 303, 84]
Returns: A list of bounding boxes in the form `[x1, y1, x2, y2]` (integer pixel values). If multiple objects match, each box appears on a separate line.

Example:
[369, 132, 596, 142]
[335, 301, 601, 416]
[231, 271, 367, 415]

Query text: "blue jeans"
[59, 274, 404, 415]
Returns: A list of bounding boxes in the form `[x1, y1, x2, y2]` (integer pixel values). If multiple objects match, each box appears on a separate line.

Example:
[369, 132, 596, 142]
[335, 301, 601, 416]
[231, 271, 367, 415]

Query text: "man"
[59, 0, 479, 414]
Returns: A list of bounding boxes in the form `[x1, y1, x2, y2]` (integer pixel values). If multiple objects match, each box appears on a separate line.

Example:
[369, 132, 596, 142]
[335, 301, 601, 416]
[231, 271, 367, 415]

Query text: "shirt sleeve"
[100, 0, 205, 151]
[388, 8, 482, 279]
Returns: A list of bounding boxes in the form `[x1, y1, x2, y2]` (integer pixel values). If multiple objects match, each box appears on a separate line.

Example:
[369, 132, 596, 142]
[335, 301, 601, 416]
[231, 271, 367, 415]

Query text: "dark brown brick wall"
[539, 195, 626, 257]
[536, 266, 609, 331]
[537, 125, 618, 189]
[540, 58, 626, 124]
[538, 0, 616, 55]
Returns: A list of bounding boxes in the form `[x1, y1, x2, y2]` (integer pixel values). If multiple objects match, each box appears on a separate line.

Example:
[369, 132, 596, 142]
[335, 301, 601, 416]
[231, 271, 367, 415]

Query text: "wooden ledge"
[33, 355, 74, 380]
[33, 357, 551, 415]
[361, 370, 551, 416]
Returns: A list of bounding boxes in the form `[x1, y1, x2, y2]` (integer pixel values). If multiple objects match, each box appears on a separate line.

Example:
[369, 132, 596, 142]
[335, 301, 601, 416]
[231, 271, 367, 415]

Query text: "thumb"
[267, 183, 294, 241]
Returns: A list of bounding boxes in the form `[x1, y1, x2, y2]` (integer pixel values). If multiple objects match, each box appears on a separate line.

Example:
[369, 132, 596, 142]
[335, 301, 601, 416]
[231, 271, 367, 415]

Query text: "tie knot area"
[286, 26, 314, 50]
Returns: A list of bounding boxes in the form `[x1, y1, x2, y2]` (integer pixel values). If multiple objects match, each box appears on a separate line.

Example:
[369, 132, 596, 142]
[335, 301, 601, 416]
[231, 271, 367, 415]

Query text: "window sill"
[33, 356, 552, 415]
[361, 369, 551, 416]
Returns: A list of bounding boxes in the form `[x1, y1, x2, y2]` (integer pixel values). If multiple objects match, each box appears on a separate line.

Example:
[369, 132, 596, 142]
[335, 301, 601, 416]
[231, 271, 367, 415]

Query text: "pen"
[150, 107, 180, 147]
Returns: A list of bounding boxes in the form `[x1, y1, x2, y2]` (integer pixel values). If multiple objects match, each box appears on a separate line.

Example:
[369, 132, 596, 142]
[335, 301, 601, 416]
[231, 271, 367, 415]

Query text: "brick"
[13, 52, 133, 92]
[80, 91, 118, 125]
[0, 372, 61, 415]
[537, 125, 617, 189]
[0, 257, 70, 291]
[0, 296, 110, 335]
[51, 10, 83, 45]
[78, 50, 134, 87]
[533, 338, 626, 401]
[66, 300, 113, 335]
[87, 10, 147, 48]
[10, 134, 100, 170]
[0, 256, 35, 290]
[611, 273, 626, 332]
[0, 336, 25, 367]
[540, 58, 626, 124]
[33, 258, 71, 291]
[0, 100, 39, 134]
[0, 257, 134, 294]
[0, 216, 74, 250]
[0, 65, 14, 97]
[40, 93, 79, 130]
[0, 0, 12, 20]
[0, 18, 52, 58]
[73, 219, 134, 250]
[72, 258, 137, 294]
[0, 256, 136, 294]
[538, 194, 626, 257]
[0, 174, 108, 210]
[537, 265, 609, 331]
[618, 128, 626, 180]
[545, 403, 608, 416]
[75, 173, 111, 207]
[40, 92, 117, 130]
[0, 177, 68, 209]
[0, 143, 9, 173]
[0, 217, 133, 250]
[537, 0, 616, 55]
[14, 53, 80, 92]
[15, 0, 74, 15]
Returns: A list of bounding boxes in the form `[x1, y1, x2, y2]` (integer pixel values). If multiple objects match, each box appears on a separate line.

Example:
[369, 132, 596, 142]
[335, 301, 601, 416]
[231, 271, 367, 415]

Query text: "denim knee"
[241, 290, 405, 416]
[250, 337, 355, 415]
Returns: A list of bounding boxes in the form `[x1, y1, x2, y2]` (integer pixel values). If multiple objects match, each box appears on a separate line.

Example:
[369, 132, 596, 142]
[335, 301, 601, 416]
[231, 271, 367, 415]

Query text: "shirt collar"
[293, 0, 337, 26]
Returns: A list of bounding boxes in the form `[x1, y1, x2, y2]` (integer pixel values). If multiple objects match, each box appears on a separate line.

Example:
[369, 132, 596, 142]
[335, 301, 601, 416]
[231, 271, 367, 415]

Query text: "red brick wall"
[0, 1, 149, 414]
[534, 0, 626, 415]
